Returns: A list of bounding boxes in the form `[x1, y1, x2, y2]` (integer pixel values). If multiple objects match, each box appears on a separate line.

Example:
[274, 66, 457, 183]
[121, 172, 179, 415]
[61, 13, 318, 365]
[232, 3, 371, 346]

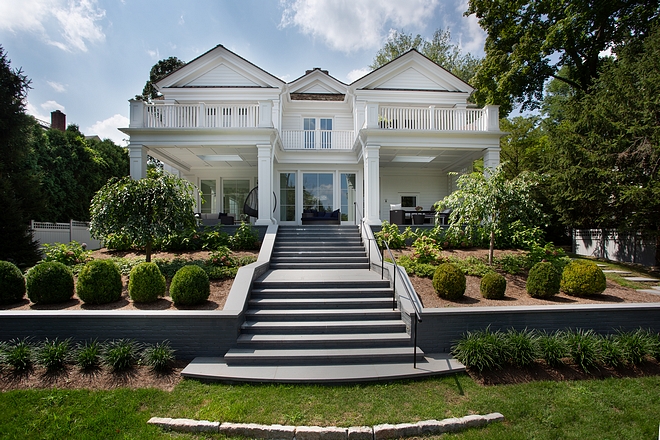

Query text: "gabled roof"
[156, 44, 285, 90]
[286, 67, 348, 101]
[350, 49, 473, 94]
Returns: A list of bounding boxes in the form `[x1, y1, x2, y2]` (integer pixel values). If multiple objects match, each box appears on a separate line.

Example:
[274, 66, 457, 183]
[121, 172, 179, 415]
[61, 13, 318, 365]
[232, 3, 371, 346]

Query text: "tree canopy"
[466, 0, 660, 115]
[89, 171, 197, 262]
[137, 56, 186, 101]
[370, 29, 481, 84]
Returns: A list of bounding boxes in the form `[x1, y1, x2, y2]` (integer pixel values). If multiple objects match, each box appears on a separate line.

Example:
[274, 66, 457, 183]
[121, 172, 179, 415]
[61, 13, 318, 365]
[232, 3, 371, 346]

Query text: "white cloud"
[346, 67, 371, 83]
[47, 81, 67, 92]
[147, 49, 160, 60]
[0, 0, 105, 52]
[455, 0, 485, 55]
[87, 114, 130, 146]
[279, 0, 440, 53]
[41, 100, 65, 112]
[26, 100, 51, 123]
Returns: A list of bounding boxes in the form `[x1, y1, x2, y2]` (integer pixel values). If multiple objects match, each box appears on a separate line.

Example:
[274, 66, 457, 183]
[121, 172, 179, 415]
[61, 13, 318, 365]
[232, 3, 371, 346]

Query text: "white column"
[256, 144, 275, 225]
[483, 148, 500, 177]
[128, 144, 147, 180]
[363, 143, 381, 224]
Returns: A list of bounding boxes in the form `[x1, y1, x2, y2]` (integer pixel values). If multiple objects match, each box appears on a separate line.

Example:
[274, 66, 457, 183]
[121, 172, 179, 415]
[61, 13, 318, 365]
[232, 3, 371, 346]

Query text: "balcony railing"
[142, 103, 260, 128]
[281, 130, 355, 150]
[377, 106, 492, 131]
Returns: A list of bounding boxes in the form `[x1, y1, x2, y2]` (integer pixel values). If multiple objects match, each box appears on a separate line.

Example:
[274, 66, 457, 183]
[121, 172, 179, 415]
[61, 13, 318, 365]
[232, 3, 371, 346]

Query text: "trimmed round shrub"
[560, 260, 606, 297]
[128, 262, 166, 303]
[26, 261, 74, 304]
[76, 260, 123, 305]
[0, 260, 26, 304]
[432, 263, 466, 300]
[526, 261, 560, 298]
[480, 272, 507, 299]
[170, 265, 210, 306]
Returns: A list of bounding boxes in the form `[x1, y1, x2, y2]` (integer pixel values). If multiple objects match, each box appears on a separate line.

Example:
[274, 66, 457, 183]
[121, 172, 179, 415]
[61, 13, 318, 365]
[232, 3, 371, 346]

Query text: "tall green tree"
[0, 46, 42, 266]
[466, 0, 660, 115]
[500, 116, 548, 179]
[90, 171, 197, 262]
[137, 56, 186, 101]
[370, 29, 481, 84]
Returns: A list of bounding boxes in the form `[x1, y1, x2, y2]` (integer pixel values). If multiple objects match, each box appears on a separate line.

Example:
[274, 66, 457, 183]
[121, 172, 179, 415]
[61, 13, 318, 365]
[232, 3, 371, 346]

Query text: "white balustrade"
[281, 130, 355, 150]
[143, 103, 259, 128]
[379, 106, 489, 131]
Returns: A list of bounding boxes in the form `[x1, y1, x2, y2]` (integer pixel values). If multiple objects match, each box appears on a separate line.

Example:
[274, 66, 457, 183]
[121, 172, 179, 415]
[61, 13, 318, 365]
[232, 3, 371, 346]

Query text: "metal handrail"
[354, 203, 423, 368]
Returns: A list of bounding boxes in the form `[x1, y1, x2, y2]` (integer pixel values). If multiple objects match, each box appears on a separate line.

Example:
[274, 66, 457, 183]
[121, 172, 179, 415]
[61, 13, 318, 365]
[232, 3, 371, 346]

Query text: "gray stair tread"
[269, 263, 371, 269]
[181, 353, 465, 383]
[601, 269, 632, 274]
[242, 320, 405, 329]
[271, 257, 368, 262]
[257, 269, 382, 282]
[246, 308, 399, 317]
[249, 297, 393, 306]
[225, 346, 423, 358]
[636, 289, 660, 296]
[623, 276, 660, 282]
[252, 288, 392, 294]
[237, 333, 411, 344]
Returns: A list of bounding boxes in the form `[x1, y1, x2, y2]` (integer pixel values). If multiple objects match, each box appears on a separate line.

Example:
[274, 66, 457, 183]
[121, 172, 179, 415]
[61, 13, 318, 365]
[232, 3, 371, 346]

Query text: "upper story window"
[304, 118, 332, 149]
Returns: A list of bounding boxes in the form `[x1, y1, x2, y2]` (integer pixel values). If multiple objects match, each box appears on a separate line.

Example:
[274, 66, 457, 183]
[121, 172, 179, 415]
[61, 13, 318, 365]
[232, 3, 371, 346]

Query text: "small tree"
[89, 172, 196, 262]
[435, 165, 546, 265]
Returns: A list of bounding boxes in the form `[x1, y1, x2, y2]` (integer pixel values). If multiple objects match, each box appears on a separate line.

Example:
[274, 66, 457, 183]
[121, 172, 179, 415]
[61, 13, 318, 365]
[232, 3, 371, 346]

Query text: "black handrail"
[354, 203, 423, 368]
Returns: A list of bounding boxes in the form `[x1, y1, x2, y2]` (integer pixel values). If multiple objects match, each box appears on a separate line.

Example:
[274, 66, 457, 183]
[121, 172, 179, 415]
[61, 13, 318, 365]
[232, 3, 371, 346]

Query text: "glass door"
[223, 180, 250, 219]
[279, 172, 296, 222]
[340, 173, 356, 222]
[200, 180, 216, 213]
[303, 173, 333, 212]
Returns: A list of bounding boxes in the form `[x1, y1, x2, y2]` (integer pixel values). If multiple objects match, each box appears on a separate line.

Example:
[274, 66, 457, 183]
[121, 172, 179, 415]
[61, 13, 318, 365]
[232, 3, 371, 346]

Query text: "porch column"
[128, 144, 147, 180]
[256, 144, 275, 225]
[363, 143, 381, 224]
[483, 148, 500, 177]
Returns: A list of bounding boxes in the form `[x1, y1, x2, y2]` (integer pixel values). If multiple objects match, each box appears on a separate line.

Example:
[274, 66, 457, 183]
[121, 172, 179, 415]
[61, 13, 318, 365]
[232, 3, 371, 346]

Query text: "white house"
[121, 44, 503, 226]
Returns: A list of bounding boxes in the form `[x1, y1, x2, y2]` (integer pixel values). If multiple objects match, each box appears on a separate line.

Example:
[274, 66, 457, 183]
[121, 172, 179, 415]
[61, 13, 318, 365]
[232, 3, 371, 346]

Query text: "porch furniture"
[301, 209, 341, 225]
[198, 212, 235, 226]
[389, 209, 405, 225]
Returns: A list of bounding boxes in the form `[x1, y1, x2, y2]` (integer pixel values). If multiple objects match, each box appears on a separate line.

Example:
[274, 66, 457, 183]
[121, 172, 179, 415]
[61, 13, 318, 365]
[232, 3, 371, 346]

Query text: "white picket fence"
[573, 229, 657, 267]
[31, 220, 102, 250]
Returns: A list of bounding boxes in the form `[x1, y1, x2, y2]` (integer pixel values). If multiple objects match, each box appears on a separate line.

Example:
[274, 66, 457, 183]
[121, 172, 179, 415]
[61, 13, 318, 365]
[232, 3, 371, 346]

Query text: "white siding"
[379, 169, 448, 220]
[186, 64, 259, 87]
[303, 84, 336, 94]
[334, 115, 353, 131]
[282, 114, 301, 130]
[377, 67, 448, 91]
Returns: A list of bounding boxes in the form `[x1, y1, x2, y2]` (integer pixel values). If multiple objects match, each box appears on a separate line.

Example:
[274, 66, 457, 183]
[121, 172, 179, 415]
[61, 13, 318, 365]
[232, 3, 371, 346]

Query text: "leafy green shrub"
[560, 260, 606, 297]
[25, 261, 74, 304]
[4, 339, 33, 372]
[449, 256, 491, 277]
[74, 340, 101, 370]
[648, 331, 660, 361]
[0, 260, 26, 304]
[235, 255, 257, 266]
[599, 335, 624, 368]
[207, 246, 235, 267]
[480, 272, 507, 299]
[536, 331, 566, 367]
[397, 255, 437, 278]
[142, 341, 175, 371]
[42, 241, 92, 266]
[524, 242, 571, 272]
[170, 265, 210, 306]
[432, 263, 466, 300]
[102, 339, 141, 371]
[375, 221, 406, 249]
[451, 328, 506, 371]
[411, 236, 442, 264]
[206, 266, 239, 280]
[76, 260, 123, 305]
[103, 233, 134, 251]
[154, 257, 203, 280]
[614, 329, 652, 365]
[502, 329, 537, 367]
[230, 222, 259, 250]
[494, 254, 526, 275]
[564, 329, 601, 372]
[35, 338, 71, 372]
[526, 261, 560, 298]
[111, 257, 145, 275]
[128, 262, 166, 303]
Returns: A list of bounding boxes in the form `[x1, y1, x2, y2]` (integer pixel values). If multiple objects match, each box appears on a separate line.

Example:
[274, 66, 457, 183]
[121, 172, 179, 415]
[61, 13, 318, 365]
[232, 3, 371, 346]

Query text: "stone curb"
[147, 413, 504, 438]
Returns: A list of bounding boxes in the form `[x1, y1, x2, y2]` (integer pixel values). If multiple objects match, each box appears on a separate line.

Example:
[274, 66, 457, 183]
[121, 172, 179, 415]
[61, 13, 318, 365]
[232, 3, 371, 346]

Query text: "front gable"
[287, 69, 348, 102]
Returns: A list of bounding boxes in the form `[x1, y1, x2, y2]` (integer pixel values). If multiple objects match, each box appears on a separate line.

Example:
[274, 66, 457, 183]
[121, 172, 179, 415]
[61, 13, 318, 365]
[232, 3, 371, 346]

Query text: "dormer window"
[304, 117, 333, 149]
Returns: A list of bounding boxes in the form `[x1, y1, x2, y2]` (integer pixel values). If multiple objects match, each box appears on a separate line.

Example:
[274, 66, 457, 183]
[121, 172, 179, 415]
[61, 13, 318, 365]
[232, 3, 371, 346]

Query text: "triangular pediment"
[288, 69, 347, 96]
[185, 64, 260, 87]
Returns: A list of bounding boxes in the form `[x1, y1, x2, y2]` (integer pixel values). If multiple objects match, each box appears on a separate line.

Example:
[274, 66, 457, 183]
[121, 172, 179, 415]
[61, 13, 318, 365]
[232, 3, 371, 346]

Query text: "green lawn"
[1, 374, 659, 439]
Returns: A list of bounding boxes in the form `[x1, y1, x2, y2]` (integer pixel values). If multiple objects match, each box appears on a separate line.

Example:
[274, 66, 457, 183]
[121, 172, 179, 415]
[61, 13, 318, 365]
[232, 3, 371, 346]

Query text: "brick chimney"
[51, 110, 66, 131]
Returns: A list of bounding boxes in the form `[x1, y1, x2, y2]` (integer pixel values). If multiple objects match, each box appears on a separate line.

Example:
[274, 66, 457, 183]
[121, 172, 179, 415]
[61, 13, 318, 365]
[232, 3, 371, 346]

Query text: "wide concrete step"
[245, 308, 401, 322]
[223, 346, 425, 365]
[272, 250, 367, 257]
[269, 262, 371, 270]
[273, 246, 366, 253]
[241, 320, 406, 334]
[250, 287, 393, 299]
[277, 230, 360, 236]
[236, 332, 412, 348]
[248, 297, 394, 309]
[270, 256, 368, 264]
[275, 239, 363, 246]
[253, 279, 391, 290]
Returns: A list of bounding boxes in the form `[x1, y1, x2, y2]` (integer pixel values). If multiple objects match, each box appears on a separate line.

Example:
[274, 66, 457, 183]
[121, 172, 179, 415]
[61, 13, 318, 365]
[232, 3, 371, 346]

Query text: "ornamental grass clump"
[480, 272, 507, 299]
[128, 262, 166, 303]
[76, 259, 123, 305]
[560, 260, 606, 297]
[613, 328, 653, 365]
[536, 331, 567, 367]
[25, 261, 74, 304]
[35, 338, 71, 372]
[432, 263, 466, 300]
[102, 339, 141, 372]
[526, 261, 560, 298]
[564, 329, 601, 372]
[451, 328, 506, 371]
[502, 329, 537, 367]
[4, 339, 33, 372]
[0, 260, 26, 305]
[142, 341, 176, 372]
[74, 340, 101, 370]
[170, 265, 210, 306]
[599, 335, 624, 368]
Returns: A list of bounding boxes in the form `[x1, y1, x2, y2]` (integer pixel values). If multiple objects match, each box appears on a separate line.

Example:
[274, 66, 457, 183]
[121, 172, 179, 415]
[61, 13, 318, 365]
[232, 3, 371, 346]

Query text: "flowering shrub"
[207, 246, 235, 267]
[42, 241, 91, 266]
[411, 236, 443, 265]
[375, 221, 406, 249]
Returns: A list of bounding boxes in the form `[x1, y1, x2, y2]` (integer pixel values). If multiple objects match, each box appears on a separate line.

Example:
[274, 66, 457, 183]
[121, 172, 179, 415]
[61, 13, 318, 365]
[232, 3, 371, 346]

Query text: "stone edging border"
[147, 413, 504, 438]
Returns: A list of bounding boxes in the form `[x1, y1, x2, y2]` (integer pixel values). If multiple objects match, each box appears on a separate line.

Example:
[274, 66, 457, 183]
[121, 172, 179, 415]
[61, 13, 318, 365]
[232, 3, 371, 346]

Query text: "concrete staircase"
[181, 225, 464, 383]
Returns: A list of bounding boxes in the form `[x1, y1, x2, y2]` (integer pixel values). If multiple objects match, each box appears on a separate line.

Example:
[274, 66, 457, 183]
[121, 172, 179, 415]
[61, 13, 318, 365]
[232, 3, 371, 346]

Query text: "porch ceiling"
[148, 145, 259, 172]
[378, 146, 485, 171]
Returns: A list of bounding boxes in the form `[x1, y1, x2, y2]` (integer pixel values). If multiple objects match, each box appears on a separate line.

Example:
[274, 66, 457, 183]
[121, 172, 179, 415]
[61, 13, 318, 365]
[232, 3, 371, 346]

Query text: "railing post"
[198, 103, 205, 128]
[392, 265, 397, 310]
[413, 313, 418, 369]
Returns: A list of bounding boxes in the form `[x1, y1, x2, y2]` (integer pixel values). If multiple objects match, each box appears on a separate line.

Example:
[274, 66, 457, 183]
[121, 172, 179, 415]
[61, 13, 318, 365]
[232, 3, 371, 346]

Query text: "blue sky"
[0, 0, 486, 145]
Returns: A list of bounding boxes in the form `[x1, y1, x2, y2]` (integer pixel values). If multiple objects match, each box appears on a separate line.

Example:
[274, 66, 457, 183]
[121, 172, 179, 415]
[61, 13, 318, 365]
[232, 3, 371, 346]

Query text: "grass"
[0, 374, 659, 439]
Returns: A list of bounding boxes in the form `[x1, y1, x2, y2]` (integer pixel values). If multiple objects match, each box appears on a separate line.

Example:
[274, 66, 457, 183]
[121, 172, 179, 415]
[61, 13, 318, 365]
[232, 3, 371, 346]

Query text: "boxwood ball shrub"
[480, 271, 507, 299]
[76, 260, 123, 304]
[170, 265, 210, 306]
[0, 260, 26, 304]
[26, 261, 74, 304]
[432, 263, 466, 300]
[560, 259, 606, 297]
[128, 262, 166, 303]
[526, 261, 560, 298]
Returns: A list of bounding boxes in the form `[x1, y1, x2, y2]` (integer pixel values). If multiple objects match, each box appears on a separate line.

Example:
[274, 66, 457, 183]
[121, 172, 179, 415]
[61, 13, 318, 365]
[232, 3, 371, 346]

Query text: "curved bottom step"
[181, 353, 465, 384]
